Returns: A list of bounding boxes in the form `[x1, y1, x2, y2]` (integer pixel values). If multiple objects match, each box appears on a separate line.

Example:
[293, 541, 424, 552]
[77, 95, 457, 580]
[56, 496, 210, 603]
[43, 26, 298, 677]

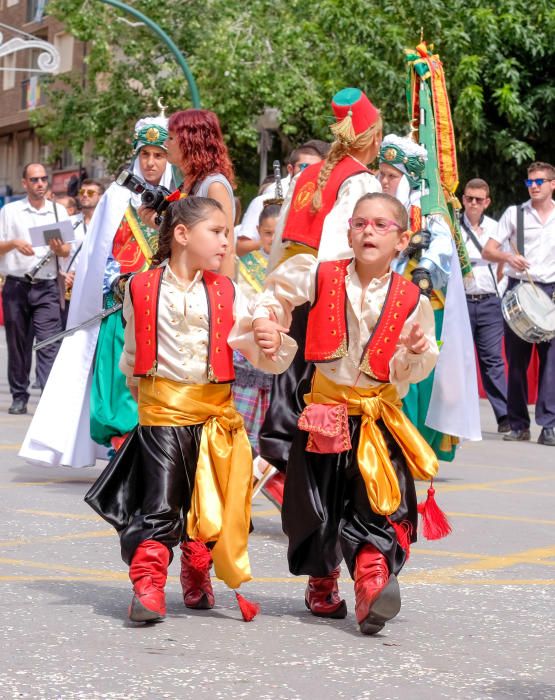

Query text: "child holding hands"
[86, 196, 288, 623]
[253, 192, 441, 635]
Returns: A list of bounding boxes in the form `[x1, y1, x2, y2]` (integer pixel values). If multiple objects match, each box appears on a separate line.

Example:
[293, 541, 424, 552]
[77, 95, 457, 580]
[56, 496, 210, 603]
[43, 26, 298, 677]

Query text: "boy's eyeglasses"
[28, 176, 48, 184]
[464, 195, 486, 204]
[348, 217, 402, 234]
[525, 178, 554, 187]
[79, 188, 100, 197]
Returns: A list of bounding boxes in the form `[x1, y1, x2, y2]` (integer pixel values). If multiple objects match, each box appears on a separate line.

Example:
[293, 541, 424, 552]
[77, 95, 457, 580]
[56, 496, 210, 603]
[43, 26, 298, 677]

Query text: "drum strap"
[516, 205, 525, 256]
[460, 215, 499, 297]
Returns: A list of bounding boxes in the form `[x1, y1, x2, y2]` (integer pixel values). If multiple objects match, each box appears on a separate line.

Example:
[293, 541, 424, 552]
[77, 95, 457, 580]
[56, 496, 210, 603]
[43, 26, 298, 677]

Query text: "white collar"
[165, 262, 203, 293]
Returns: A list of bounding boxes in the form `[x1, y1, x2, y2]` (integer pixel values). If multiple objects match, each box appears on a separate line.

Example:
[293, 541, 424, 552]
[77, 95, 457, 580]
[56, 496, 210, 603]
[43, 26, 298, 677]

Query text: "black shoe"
[8, 399, 27, 415]
[497, 418, 511, 433]
[503, 429, 531, 442]
[538, 428, 555, 446]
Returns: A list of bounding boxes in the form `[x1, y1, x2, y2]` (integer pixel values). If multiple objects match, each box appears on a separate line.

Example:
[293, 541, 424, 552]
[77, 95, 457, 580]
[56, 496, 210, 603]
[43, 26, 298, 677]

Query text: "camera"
[116, 169, 171, 215]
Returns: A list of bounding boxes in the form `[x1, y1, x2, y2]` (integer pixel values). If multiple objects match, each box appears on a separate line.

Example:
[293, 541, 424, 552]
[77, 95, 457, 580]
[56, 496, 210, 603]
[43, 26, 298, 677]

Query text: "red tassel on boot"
[187, 541, 213, 570]
[417, 480, 452, 540]
[180, 541, 215, 610]
[235, 591, 260, 622]
[387, 517, 413, 561]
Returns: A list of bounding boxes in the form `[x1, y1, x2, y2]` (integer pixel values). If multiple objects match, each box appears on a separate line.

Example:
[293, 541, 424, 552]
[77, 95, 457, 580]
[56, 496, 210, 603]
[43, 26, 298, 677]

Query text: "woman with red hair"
[166, 109, 236, 277]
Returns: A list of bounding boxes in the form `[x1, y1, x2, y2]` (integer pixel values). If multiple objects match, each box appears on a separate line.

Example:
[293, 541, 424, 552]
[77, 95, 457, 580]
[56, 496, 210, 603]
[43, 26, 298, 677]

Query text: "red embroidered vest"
[282, 157, 369, 250]
[305, 260, 421, 381]
[129, 267, 236, 383]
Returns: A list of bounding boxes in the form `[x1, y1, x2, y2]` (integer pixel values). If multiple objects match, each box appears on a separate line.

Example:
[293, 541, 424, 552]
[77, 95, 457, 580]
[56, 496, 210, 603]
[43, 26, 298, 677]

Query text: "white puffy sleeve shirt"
[120, 264, 291, 386]
[252, 254, 438, 397]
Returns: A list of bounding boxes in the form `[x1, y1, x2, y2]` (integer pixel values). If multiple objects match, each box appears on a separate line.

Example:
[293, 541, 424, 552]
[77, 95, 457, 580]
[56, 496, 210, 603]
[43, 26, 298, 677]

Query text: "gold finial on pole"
[420, 26, 424, 43]
[156, 97, 167, 118]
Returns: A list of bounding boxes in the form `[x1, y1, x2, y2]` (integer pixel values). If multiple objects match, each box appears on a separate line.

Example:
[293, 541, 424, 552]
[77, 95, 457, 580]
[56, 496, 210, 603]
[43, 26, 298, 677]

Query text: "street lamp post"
[98, 0, 201, 108]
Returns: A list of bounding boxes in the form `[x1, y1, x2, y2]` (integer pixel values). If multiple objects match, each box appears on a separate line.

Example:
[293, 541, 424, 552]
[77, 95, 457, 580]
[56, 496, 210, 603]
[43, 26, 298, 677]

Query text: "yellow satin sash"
[305, 370, 438, 516]
[139, 377, 253, 589]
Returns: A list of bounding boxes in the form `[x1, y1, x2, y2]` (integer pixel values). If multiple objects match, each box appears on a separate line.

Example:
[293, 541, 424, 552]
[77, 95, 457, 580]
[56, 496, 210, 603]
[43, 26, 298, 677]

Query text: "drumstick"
[509, 241, 539, 296]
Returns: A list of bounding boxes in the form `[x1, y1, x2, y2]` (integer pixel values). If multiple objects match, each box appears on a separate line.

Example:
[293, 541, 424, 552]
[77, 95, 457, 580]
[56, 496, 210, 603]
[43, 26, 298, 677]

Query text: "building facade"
[0, 0, 88, 200]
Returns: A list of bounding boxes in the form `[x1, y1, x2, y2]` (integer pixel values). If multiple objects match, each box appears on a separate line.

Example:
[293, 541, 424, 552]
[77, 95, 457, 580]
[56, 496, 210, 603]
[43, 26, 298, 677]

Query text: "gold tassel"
[330, 112, 356, 145]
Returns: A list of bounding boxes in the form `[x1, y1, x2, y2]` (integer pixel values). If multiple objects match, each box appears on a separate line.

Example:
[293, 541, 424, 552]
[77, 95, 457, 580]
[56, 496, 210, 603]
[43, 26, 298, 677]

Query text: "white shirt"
[120, 263, 290, 386]
[268, 159, 382, 271]
[460, 213, 500, 295]
[491, 199, 555, 283]
[0, 197, 70, 278]
[239, 177, 291, 242]
[253, 254, 438, 397]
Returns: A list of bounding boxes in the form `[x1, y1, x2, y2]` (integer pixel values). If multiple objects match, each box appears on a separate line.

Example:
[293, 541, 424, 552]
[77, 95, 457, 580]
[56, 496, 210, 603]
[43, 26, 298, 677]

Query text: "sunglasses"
[79, 188, 100, 197]
[525, 178, 554, 187]
[464, 195, 486, 204]
[348, 217, 402, 234]
[28, 176, 48, 184]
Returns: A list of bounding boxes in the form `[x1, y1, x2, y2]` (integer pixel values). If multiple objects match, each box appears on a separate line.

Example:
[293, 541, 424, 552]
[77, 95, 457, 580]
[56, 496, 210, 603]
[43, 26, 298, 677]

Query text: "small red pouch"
[297, 403, 351, 454]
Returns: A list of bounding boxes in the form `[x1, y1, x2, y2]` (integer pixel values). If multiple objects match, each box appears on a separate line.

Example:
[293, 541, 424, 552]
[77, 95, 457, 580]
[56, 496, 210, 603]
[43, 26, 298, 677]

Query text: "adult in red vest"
[259, 88, 382, 504]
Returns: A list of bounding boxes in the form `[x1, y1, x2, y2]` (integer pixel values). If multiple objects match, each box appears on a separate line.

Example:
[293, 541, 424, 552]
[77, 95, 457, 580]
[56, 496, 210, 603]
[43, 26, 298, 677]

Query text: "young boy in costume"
[86, 197, 288, 623]
[258, 87, 382, 507]
[253, 192, 441, 635]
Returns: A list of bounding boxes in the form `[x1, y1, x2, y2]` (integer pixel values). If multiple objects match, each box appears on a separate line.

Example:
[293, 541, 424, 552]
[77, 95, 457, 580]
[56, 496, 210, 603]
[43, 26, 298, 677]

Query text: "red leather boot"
[180, 541, 215, 610]
[305, 566, 347, 619]
[128, 540, 170, 623]
[354, 544, 401, 635]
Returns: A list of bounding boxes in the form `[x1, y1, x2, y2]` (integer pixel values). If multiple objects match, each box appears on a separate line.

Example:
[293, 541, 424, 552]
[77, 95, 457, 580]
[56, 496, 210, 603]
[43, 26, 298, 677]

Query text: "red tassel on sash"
[417, 480, 452, 540]
[235, 592, 260, 622]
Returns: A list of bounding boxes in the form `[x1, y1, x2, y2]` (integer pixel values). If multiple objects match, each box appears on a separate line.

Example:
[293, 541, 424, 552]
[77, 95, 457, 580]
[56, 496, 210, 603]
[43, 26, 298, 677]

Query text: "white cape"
[425, 239, 482, 441]
[19, 183, 133, 467]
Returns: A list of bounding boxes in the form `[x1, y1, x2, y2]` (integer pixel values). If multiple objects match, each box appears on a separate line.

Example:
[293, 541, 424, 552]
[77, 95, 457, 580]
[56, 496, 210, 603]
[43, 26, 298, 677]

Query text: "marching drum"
[502, 282, 555, 344]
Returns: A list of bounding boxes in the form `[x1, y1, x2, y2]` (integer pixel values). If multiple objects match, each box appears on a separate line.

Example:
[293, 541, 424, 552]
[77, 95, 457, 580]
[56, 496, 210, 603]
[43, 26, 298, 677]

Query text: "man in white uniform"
[459, 178, 509, 432]
[0, 163, 70, 414]
[483, 161, 555, 446]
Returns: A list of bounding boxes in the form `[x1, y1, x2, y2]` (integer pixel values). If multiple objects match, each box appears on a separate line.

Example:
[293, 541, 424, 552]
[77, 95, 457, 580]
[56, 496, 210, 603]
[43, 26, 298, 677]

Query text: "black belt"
[466, 292, 496, 301]
[5, 275, 56, 286]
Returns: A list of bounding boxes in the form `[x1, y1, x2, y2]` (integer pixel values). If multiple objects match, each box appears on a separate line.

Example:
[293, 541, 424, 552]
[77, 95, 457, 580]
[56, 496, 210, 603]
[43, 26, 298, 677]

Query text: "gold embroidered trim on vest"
[325, 335, 348, 361]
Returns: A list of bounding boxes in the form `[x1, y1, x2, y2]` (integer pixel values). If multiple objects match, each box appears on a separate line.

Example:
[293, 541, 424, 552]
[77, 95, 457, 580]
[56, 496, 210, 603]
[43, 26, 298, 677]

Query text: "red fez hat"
[330, 88, 380, 143]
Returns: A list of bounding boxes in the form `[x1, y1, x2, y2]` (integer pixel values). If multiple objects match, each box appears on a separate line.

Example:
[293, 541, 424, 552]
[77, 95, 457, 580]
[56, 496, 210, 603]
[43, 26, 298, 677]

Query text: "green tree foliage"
[34, 0, 554, 213]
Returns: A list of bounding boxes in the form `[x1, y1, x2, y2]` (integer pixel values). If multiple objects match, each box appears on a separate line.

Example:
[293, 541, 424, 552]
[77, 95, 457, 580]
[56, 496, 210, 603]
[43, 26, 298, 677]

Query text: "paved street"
[0, 330, 554, 700]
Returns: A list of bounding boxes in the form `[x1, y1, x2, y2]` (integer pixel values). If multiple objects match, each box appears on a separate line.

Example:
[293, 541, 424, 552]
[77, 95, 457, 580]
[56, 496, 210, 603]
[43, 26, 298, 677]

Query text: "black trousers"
[85, 425, 203, 565]
[258, 302, 314, 472]
[466, 294, 508, 422]
[504, 279, 555, 430]
[2, 276, 62, 401]
[282, 417, 417, 580]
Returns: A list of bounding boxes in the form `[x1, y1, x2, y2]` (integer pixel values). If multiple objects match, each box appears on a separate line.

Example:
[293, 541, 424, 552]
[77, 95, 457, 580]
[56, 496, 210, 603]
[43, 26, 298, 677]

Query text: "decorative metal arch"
[0, 22, 60, 74]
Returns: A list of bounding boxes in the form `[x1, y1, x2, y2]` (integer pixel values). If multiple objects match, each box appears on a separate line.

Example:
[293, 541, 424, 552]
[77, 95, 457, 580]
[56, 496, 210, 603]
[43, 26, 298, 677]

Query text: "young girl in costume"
[253, 192, 445, 635]
[86, 196, 284, 623]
